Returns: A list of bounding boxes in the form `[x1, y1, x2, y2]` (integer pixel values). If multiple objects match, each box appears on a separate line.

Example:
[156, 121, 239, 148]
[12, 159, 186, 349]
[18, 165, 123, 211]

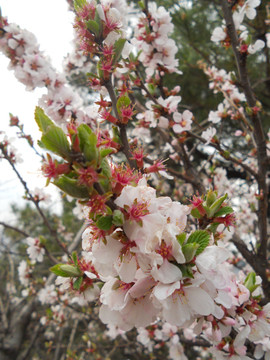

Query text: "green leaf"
[187, 230, 210, 255]
[97, 60, 104, 79]
[59, 264, 82, 277]
[100, 158, 111, 179]
[208, 194, 228, 218]
[112, 209, 124, 226]
[182, 243, 199, 263]
[112, 126, 121, 144]
[100, 147, 116, 158]
[113, 38, 127, 64]
[35, 106, 54, 133]
[50, 264, 72, 277]
[41, 125, 71, 159]
[206, 189, 217, 207]
[147, 83, 156, 95]
[54, 176, 89, 199]
[77, 124, 98, 162]
[46, 307, 53, 318]
[96, 215, 113, 231]
[116, 95, 131, 113]
[176, 233, 186, 246]
[73, 276, 83, 290]
[86, 20, 100, 36]
[178, 264, 194, 278]
[37, 139, 46, 150]
[208, 223, 220, 234]
[39, 235, 47, 245]
[244, 272, 259, 294]
[94, 6, 103, 37]
[190, 208, 202, 219]
[138, 1, 145, 9]
[74, 0, 87, 12]
[214, 206, 234, 217]
[86, 72, 99, 79]
[72, 251, 78, 266]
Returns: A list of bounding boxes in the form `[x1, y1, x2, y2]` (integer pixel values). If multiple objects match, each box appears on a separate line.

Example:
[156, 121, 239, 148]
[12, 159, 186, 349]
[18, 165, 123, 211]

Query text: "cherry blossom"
[201, 127, 217, 145]
[26, 237, 45, 263]
[173, 110, 193, 134]
[248, 39, 265, 54]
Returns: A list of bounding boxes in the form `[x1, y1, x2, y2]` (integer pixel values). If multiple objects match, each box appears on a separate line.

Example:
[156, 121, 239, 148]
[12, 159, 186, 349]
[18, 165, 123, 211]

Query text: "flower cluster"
[211, 0, 264, 56]
[132, 2, 180, 78]
[1, 0, 269, 359]
[0, 17, 93, 125]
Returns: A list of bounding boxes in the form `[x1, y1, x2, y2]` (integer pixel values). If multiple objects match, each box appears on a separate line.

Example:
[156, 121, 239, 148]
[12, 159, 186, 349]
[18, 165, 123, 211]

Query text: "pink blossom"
[172, 110, 193, 133]
[201, 127, 217, 145]
[26, 237, 45, 263]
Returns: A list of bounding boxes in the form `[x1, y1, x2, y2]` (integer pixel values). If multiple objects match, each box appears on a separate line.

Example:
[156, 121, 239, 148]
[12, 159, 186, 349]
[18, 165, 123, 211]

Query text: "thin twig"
[1, 149, 69, 256]
[0, 222, 29, 238]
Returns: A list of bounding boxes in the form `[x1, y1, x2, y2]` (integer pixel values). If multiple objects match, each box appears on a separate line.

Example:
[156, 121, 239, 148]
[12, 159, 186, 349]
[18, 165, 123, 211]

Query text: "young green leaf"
[214, 206, 234, 217]
[74, 0, 87, 12]
[86, 20, 100, 36]
[182, 243, 199, 263]
[77, 124, 98, 162]
[178, 264, 194, 279]
[100, 158, 112, 179]
[190, 207, 202, 219]
[54, 176, 89, 199]
[244, 272, 259, 294]
[113, 38, 127, 64]
[41, 126, 71, 159]
[35, 106, 54, 133]
[176, 233, 187, 246]
[112, 209, 124, 226]
[186, 230, 210, 255]
[73, 276, 83, 290]
[59, 264, 82, 277]
[96, 215, 113, 231]
[116, 95, 131, 114]
[206, 189, 217, 207]
[208, 194, 228, 218]
[72, 251, 78, 266]
[100, 147, 116, 158]
[50, 263, 72, 277]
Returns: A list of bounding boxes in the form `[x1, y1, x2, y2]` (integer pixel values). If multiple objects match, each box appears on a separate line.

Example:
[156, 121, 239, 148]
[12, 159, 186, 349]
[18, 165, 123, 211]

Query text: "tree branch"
[220, 0, 269, 259]
[0, 221, 29, 238]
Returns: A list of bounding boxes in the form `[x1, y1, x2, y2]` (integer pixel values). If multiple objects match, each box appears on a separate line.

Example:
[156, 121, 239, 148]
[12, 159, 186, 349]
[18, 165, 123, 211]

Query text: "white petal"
[185, 287, 214, 315]
[152, 259, 182, 284]
[153, 281, 180, 301]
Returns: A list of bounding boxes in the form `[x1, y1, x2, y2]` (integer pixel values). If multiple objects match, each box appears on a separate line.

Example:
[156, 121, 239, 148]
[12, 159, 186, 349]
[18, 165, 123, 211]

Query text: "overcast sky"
[0, 0, 75, 222]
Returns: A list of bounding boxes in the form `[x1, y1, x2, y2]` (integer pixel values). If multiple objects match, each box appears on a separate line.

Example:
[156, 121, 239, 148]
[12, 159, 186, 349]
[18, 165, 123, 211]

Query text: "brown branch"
[0, 221, 29, 238]
[0, 222, 58, 264]
[176, 142, 205, 194]
[220, 0, 269, 259]
[231, 235, 270, 301]
[187, 131, 258, 179]
[66, 319, 79, 354]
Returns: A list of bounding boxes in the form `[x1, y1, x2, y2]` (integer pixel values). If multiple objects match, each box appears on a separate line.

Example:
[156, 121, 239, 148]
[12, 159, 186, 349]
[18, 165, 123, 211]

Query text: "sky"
[0, 0, 75, 222]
